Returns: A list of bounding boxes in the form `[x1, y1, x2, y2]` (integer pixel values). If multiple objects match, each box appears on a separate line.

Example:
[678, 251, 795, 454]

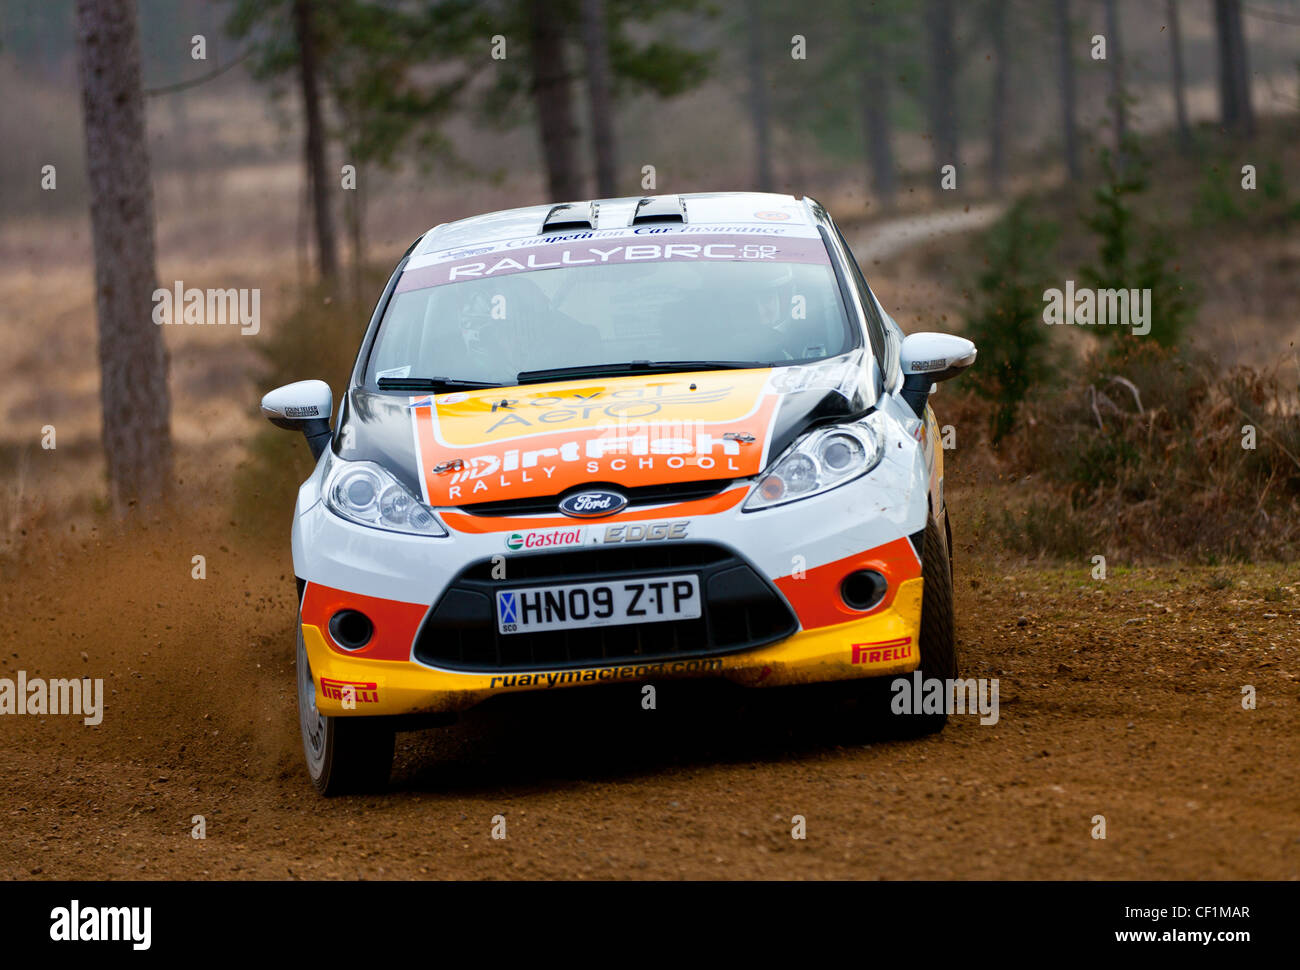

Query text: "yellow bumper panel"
[303, 577, 923, 716]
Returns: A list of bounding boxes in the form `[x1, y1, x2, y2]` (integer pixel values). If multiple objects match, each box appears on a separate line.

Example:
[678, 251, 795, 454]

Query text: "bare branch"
[144, 48, 253, 98]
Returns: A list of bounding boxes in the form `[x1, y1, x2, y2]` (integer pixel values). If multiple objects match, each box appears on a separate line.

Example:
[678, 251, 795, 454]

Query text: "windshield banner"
[395, 230, 832, 295]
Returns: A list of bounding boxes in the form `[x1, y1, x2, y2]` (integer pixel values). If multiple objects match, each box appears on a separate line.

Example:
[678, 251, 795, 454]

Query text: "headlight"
[743, 413, 886, 511]
[323, 453, 447, 536]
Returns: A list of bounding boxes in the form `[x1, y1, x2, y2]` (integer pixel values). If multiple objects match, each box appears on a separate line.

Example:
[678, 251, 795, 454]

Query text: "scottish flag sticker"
[498, 592, 518, 625]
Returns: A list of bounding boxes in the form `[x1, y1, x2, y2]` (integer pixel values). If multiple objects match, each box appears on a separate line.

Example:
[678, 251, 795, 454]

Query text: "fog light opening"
[328, 609, 373, 650]
[840, 570, 887, 612]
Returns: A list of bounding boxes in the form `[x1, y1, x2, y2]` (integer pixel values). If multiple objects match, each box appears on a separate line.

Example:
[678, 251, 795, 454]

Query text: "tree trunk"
[859, 68, 897, 213]
[1054, 0, 1080, 180]
[528, 0, 585, 201]
[347, 170, 365, 305]
[989, 0, 1010, 196]
[858, 5, 896, 212]
[1167, 0, 1191, 151]
[292, 0, 339, 286]
[1214, 0, 1255, 137]
[1103, 0, 1127, 153]
[743, 0, 769, 191]
[581, 0, 617, 198]
[925, 0, 959, 174]
[745, 0, 773, 192]
[74, 0, 173, 514]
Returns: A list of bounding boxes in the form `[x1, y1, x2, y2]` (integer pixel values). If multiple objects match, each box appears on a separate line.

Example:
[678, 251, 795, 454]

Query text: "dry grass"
[945, 344, 1300, 563]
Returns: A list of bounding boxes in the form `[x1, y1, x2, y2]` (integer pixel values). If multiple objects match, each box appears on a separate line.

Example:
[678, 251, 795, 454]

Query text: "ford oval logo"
[558, 489, 627, 518]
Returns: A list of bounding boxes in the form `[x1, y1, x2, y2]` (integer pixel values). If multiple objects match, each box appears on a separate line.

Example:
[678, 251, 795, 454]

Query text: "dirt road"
[1, 504, 1296, 880]
[2, 203, 1295, 880]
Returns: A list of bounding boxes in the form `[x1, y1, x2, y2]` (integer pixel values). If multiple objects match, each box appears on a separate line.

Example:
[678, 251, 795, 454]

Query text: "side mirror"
[899, 332, 977, 417]
[261, 380, 333, 459]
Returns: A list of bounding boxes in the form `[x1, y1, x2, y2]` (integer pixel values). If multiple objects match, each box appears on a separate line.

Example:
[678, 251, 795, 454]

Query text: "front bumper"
[301, 577, 921, 716]
[293, 428, 930, 717]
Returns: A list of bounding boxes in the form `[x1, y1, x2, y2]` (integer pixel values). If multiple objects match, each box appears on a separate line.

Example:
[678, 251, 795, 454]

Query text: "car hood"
[336, 351, 873, 508]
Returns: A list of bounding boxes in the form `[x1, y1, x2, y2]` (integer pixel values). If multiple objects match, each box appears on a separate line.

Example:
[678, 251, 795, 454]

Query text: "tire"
[895, 510, 959, 736]
[837, 512, 958, 740]
[297, 626, 395, 795]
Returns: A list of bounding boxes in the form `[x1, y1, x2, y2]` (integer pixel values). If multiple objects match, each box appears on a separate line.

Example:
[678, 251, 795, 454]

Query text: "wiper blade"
[377, 376, 502, 391]
[515, 360, 763, 384]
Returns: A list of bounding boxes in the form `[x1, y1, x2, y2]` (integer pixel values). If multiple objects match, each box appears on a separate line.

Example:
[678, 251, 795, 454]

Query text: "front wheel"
[297, 627, 395, 795]
[893, 510, 958, 736]
[834, 512, 958, 740]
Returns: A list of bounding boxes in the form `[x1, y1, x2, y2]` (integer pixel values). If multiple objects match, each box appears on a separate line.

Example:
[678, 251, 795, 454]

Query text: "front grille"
[413, 542, 797, 672]
[457, 479, 733, 517]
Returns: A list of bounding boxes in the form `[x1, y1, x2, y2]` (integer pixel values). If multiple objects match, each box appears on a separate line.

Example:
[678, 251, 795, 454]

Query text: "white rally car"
[262, 192, 976, 794]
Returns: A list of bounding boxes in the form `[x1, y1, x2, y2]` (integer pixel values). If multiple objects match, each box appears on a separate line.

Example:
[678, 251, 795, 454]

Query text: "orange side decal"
[300, 582, 429, 661]
[774, 536, 922, 631]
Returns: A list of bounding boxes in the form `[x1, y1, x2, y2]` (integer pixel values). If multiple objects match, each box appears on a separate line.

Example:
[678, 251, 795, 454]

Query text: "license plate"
[495, 575, 701, 635]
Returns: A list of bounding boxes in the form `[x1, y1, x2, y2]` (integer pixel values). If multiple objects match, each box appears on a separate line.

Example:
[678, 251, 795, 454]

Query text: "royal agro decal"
[423, 370, 768, 443]
[0, 671, 103, 725]
[850, 637, 913, 665]
[597, 520, 689, 543]
[475, 384, 735, 437]
[320, 678, 379, 705]
[559, 490, 627, 518]
[394, 232, 831, 294]
[506, 527, 585, 551]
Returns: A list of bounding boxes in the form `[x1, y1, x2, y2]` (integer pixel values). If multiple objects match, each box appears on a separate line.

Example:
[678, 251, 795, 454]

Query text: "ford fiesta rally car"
[262, 192, 976, 794]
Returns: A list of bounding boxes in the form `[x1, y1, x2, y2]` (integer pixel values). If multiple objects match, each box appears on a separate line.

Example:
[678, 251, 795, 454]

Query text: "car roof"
[413, 192, 821, 260]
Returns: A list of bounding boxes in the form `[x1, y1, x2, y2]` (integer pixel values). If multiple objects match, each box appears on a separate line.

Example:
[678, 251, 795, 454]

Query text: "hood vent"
[630, 195, 687, 226]
[541, 201, 599, 233]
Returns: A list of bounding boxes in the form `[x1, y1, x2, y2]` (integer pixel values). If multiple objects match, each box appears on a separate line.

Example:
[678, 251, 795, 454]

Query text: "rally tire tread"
[895, 512, 958, 737]
[297, 623, 396, 796]
[313, 718, 396, 797]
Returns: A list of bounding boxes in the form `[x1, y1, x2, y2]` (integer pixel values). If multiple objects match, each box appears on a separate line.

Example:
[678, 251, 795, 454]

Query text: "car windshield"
[366, 228, 858, 387]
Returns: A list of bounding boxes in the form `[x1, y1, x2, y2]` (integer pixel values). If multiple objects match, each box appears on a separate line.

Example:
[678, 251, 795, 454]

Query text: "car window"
[829, 223, 889, 365]
[368, 230, 859, 385]
[870, 292, 904, 390]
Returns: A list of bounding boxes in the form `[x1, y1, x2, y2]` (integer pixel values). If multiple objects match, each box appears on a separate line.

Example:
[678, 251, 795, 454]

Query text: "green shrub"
[1081, 143, 1198, 348]
[963, 200, 1060, 443]
[1192, 163, 1244, 226]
